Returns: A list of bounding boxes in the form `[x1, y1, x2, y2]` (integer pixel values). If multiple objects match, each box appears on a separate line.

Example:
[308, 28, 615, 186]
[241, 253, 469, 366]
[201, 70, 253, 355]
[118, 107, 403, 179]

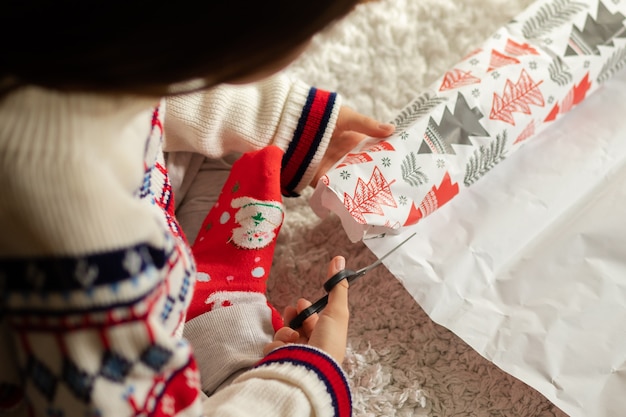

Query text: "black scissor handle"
[289, 269, 356, 329]
[323, 269, 356, 292]
[288, 295, 328, 329]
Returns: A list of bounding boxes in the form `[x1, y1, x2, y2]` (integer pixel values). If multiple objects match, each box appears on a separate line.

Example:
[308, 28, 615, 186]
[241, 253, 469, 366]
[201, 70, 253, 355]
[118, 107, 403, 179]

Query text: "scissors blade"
[289, 232, 418, 329]
[353, 232, 417, 278]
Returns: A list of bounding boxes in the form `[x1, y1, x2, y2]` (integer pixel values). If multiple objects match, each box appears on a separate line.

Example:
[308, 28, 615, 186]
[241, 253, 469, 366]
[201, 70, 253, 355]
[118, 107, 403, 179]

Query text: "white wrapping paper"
[309, 0, 626, 415]
[365, 67, 626, 417]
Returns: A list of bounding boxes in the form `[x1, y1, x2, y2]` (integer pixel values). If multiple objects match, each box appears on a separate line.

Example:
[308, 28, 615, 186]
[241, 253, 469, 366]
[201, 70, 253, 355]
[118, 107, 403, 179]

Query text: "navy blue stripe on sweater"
[281, 88, 336, 197]
[0, 243, 167, 293]
[256, 345, 352, 417]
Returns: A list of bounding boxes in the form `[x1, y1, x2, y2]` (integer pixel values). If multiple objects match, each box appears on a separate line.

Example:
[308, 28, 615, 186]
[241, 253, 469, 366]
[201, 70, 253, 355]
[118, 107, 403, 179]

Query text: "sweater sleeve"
[0, 88, 205, 417]
[163, 74, 342, 196]
[0, 88, 352, 417]
[200, 345, 352, 417]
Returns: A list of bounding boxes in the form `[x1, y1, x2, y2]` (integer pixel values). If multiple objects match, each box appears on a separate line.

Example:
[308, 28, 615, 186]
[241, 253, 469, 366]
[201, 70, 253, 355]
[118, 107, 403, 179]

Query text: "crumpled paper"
[366, 67, 626, 417]
[310, 0, 626, 243]
[310, 0, 626, 416]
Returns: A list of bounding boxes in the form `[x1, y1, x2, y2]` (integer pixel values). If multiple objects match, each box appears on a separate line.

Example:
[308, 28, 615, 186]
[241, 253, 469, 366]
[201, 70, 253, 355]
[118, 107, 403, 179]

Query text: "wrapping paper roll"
[311, 0, 626, 242]
[367, 69, 626, 417]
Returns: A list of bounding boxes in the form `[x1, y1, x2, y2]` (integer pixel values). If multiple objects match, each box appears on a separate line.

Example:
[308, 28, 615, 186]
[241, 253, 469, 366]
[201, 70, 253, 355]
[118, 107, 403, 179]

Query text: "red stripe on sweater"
[281, 90, 332, 189]
[257, 346, 351, 417]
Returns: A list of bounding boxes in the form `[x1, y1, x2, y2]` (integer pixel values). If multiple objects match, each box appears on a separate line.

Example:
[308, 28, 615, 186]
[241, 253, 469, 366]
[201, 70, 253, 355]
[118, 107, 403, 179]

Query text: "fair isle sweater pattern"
[0, 91, 351, 417]
[0, 105, 202, 417]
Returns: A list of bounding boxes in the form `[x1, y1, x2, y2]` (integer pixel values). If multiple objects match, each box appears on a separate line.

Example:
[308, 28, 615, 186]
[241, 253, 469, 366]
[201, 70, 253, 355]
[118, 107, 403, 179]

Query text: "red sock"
[186, 146, 285, 331]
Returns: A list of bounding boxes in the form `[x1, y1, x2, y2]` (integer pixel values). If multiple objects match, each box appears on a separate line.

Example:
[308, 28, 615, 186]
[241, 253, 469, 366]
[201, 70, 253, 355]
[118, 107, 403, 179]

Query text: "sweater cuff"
[276, 84, 341, 197]
[183, 299, 275, 395]
[243, 345, 352, 417]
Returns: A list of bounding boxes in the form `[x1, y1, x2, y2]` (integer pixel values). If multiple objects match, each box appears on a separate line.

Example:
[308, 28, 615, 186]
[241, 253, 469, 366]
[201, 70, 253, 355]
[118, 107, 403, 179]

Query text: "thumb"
[308, 256, 350, 363]
[322, 258, 350, 323]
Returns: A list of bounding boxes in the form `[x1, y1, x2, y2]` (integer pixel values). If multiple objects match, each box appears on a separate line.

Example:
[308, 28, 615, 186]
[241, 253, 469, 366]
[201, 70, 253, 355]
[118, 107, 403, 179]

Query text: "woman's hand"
[263, 256, 350, 364]
[311, 107, 395, 187]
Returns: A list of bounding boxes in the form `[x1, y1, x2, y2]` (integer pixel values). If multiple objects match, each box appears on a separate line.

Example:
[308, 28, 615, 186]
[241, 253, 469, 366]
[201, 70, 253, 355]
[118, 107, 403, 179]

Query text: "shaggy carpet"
[269, 0, 570, 416]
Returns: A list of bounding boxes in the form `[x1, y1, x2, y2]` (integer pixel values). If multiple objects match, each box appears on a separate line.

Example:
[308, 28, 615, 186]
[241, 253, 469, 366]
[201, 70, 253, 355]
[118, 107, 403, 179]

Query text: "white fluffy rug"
[270, 0, 570, 415]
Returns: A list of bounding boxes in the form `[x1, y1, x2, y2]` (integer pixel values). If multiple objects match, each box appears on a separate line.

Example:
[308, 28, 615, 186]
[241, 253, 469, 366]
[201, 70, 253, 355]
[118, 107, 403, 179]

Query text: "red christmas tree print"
[336, 141, 395, 168]
[461, 48, 483, 61]
[343, 166, 397, 224]
[336, 152, 373, 168]
[545, 73, 592, 122]
[545, 103, 560, 122]
[514, 120, 536, 144]
[383, 219, 402, 230]
[490, 69, 545, 125]
[362, 140, 395, 153]
[561, 72, 592, 113]
[439, 69, 482, 91]
[504, 38, 540, 56]
[487, 49, 521, 72]
[572, 73, 592, 105]
[403, 172, 459, 226]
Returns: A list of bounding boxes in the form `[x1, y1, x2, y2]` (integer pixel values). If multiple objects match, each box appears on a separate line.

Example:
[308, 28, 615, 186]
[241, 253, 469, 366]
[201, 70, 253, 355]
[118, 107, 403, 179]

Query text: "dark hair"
[0, 1, 359, 96]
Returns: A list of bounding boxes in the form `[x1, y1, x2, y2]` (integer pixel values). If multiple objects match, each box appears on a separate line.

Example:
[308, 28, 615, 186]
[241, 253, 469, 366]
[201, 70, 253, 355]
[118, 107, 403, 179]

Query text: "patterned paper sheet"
[311, 0, 626, 242]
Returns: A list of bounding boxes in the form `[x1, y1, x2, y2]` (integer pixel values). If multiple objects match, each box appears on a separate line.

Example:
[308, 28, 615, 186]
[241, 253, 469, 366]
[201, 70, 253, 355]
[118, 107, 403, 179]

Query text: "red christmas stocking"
[186, 146, 285, 331]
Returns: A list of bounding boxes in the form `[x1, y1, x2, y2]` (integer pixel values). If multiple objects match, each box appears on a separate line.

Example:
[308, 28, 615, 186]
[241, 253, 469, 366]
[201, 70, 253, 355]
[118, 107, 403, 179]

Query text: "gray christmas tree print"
[521, 0, 588, 39]
[392, 92, 447, 131]
[464, 130, 508, 187]
[419, 92, 490, 155]
[565, 1, 626, 56]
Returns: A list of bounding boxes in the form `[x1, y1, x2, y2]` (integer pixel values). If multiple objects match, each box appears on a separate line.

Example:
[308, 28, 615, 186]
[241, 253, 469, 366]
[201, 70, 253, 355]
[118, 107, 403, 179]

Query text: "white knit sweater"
[0, 74, 351, 417]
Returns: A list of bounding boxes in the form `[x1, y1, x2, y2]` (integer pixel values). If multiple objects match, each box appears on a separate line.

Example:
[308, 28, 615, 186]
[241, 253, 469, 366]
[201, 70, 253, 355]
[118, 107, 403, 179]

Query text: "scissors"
[288, 232, 417, 329]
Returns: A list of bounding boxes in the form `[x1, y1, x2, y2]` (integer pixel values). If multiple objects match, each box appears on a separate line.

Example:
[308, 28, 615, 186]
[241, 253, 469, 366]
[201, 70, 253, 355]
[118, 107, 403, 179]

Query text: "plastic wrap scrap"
[310, 0, 626, 242]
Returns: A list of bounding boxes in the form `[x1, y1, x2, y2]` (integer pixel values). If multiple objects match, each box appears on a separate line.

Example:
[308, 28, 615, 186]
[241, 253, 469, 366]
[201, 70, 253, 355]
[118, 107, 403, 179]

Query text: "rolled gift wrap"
[310, 0, 626, 242]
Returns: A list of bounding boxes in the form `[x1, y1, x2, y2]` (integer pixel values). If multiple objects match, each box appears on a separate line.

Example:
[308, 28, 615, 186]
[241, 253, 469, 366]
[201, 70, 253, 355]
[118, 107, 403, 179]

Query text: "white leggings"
[167, 151, 239, 244]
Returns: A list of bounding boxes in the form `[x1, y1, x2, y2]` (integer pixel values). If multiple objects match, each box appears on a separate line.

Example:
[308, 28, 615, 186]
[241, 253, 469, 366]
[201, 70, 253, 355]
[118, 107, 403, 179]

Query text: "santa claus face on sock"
[231, 197, 284, 249]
